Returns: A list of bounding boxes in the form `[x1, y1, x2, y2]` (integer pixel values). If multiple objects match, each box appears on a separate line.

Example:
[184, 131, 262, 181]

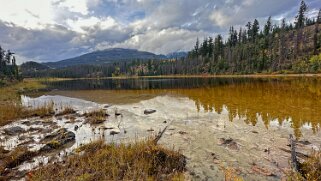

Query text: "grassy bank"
[30, 139, 186, 180]
[289, 150, 321, 180]
[0, 79, 49, 126]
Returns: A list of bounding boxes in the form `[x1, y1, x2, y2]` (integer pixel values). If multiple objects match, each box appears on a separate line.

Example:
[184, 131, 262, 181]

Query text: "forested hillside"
[187, 1, 321, 74]
[22, 0, 321, 78]
[44, 48, 166, 68]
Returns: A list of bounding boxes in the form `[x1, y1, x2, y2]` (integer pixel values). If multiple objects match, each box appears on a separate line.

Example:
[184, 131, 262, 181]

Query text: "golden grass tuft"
[224, 167, 243, 181]
[0, 79, 49, 126]
[84, 109, 108, 124]
[0, 102, 55, 126]
[31, 139, 186, 181]
[0, 147, 36, 176]
[56, 106, 76, 116]
[288, 150, 321, 180]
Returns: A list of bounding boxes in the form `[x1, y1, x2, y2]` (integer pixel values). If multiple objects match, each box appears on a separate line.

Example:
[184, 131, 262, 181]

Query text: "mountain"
[166, 52, 188, 59]
[20, 61, 51, 77]
[44, 48, 166, 68]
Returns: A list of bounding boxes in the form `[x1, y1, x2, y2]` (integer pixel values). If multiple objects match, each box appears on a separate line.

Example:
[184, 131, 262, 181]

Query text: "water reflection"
[42, 77, 321, 137]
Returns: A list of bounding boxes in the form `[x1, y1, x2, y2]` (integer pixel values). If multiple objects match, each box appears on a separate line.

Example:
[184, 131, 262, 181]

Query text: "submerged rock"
[4, 126, 25, 135]
[147, 128, 154, 132]
[110, 130, 120, 135]
[218, 138, 239, 151]
[74, 125, 79, 131]
[40, 128, 75, 152]
[99, 126, 115, 130]
[144, 109, 156, 115]
[178, 131, 188, 135]
[103, 104, 112, 109]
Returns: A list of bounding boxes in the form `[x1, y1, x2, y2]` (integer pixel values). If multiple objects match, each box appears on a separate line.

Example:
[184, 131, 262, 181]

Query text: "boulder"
[40, 128, 75, 152]
[218, 138, 239, 151]
[110, 130, 120, 135]
[144, 109, 156, 115]
[3, 126, 25, 136]
[103, 104, 112, 109]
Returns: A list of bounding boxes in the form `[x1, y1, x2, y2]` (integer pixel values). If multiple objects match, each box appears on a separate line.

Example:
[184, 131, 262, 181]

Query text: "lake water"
[40, 77, 321, 138]
[5, 76, 321, 180]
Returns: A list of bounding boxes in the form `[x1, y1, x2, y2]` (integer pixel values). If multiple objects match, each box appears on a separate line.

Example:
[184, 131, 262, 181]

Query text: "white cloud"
[101, 28, 209, 54]
[54, 0, 89, 15]
[0, 0, 55, 29]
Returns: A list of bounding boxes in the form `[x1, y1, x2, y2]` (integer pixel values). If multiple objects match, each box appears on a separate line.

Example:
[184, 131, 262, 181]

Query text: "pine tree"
[252, 19, 260, 42]
[295, 0, 307, 29]
[194, 38, 200, 57]
[279, 18, 286, 69]
[201, 38, 208, 57]
[314, 9, 321, 54]
[264, 16, 272, 36]
[208, 37, 214, 58]
[246, 22, 252, 41]
[318, 8, 321, 23]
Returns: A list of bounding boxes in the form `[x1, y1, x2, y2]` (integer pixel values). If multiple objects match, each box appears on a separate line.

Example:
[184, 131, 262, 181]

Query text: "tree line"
[0, 46, 19, 80]
[187, 0, 321, 74]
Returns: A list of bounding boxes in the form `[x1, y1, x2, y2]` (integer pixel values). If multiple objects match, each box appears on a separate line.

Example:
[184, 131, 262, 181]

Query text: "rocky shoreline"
[0, 95, 320, 180]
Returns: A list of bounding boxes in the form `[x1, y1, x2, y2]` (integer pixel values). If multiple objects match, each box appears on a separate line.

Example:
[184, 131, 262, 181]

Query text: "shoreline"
[24, 73, 321, 81]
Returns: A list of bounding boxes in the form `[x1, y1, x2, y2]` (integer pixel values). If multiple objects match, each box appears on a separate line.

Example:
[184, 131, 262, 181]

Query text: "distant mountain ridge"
[44, 48, 167, 68]
[165, 51, 188, 59]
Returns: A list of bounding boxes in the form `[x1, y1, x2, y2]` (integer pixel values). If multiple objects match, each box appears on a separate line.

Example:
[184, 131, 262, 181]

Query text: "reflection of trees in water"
[45, 77, 321, 138]
[171, 78, 321, 138]
[45, 77, 251, 90]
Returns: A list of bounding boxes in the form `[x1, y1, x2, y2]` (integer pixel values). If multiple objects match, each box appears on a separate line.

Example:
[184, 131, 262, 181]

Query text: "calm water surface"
[36, 77, 321, 138]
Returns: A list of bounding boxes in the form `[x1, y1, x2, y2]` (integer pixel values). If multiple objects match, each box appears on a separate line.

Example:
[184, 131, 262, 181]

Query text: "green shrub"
[309, 54, 321, 73]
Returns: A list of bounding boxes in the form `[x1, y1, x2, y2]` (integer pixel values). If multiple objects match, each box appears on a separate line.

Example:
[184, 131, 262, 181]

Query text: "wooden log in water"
[279, 147, 309, 159]
[154, 125, 168, 144]
[289, 134, 300, 172]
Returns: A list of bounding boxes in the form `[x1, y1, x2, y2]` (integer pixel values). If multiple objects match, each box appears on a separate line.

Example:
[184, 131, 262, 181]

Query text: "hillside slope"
[44, 48, 166, 68]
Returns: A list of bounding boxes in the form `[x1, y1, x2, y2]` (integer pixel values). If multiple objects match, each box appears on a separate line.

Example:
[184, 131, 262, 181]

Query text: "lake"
[39, 76, 321, 137]
[6, 76, 321, 180]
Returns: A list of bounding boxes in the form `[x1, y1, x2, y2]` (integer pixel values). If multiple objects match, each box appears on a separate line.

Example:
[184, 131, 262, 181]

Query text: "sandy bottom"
[1, 94, 320, 180]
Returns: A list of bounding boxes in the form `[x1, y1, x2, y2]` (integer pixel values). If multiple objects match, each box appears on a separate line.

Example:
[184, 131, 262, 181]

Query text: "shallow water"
[39, 77, 321, 137]
[2, 77, 321, 180]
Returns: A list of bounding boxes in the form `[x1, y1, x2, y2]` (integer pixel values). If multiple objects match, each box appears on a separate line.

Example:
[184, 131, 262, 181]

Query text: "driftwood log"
[153, 125, 168, 144]
[289, 134, 301, 172]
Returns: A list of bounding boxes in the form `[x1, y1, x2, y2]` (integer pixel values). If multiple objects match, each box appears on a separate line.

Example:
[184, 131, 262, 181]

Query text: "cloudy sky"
[0, 0, 320, 63]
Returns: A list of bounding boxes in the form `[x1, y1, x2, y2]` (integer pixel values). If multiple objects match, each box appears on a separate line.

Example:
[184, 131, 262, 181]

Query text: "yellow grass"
[84, 109, 108, 124]
[30, 139, 186, 181]
[56, 106, 76, 116]
[0, 79, 50, 126]
[288, 150, 321, 180]
[224, 167, 243, 181]
[0, 146, 36, 177]
[0, 102, 55, 126]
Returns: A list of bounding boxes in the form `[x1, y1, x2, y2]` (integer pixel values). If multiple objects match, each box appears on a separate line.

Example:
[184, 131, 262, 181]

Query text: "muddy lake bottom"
[1, 77, 321, 180]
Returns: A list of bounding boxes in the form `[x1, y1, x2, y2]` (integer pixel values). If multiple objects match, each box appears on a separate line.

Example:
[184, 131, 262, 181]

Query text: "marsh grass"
[288, 150, 321, 180]
[0, 79, 51, 126]
[84, 109, 108, 124]
[224, 167, 243, 181]
[0, 102, 55, 126]
[31, 139, 186, 181]
[56, 106, 76, 116]
[0, 146, 36, 177]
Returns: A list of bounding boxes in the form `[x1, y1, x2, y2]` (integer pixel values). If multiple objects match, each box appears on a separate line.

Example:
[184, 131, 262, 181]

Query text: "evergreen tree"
[295, 0, 307, 29]
[264, 16, 272, 36]
[318, 8, 321, 23]
[208, 37, 214, 58]
[246, 22, 252, 41]
[194, 38, 200, 56]
[252, 19, 260, 42]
